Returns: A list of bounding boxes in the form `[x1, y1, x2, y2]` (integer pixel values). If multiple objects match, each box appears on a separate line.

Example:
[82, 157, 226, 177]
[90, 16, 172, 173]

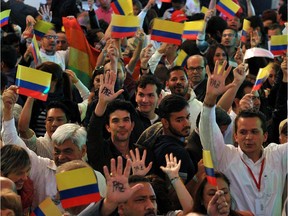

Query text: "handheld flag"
[252, 62, 273, 91]
[56, 167, 101, 209]
[111, 14, 140, 38]
[63, 17, 100, 87]
[151, 19, 184, 45]
[216, 0, 240, 19]
[182, 20, 204, 40]
[16, 65, 52, 101]
[111, 0, 133, 15]
[201, 6, 208, 14]
[31, 35, 41, 66]
[31, 198, 62, 216]
[203, 150, 217, 186]
[241, 19, 250, 43]
[270, 35, 288, 56]
[33, 20, 54, 41]
[0, 9, 11, 28]
[175, 50, 188, 67]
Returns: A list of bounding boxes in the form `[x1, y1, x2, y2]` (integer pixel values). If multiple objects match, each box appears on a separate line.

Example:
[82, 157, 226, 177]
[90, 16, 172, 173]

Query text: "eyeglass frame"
[43, 35, 59, 40]
[186, 66, 204, 73]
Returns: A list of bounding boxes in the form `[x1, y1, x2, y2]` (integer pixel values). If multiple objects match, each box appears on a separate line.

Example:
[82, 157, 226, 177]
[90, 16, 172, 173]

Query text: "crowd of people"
[1, 0, 287, 215]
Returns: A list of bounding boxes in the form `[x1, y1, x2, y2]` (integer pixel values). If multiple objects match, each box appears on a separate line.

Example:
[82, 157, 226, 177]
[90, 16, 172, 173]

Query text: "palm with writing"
[205, 61, 235, 103]
[160, 153, 181, 180]
[98, 71, 124, 104]
[103, 156, 144, 204]
[127, 148, 153, 176]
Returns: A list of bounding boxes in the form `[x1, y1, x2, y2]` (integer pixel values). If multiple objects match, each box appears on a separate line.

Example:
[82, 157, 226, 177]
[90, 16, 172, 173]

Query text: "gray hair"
[56, 160, 90, 174]
[51, 123, 87, 150]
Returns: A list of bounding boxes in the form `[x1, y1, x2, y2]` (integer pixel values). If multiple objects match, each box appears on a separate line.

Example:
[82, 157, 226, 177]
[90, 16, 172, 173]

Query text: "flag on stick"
[203, 150, 217, 186]
[33, 20, 54, 41]
[216, 0, 240, 19]
[56, 167, 101, 209]
[16, 65, 52, 101]
[182, 20, 204, 40]
[175, 50, 188, 67]
[31, 35, 41, 66]
[252, 62, 273, 91]
[270, 35, 288, 56]
[151, 19, 184, 45]
[111, 14, 140, 38]
[241, 19, 250, 43]
[111, 0, 133, 15]
[0, 9, 11, 28]
[31, 198, 62, 216]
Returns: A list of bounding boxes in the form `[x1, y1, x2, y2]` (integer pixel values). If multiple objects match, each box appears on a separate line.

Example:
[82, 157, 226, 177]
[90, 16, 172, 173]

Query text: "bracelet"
[203, 101, 215, 108]
[170, 176, 180, 184]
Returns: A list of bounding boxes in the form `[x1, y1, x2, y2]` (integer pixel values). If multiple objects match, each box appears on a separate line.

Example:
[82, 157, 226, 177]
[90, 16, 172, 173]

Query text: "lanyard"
[241, 158, 265, 192]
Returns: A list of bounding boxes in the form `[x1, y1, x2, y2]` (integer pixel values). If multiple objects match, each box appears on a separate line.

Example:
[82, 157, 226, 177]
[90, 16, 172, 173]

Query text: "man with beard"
[151, 94, 195, 184]
[23, 29, 68, 70]
[220, 28, 238, 68]
[166, 66, 202, 132]
[1, 86, 107, 210]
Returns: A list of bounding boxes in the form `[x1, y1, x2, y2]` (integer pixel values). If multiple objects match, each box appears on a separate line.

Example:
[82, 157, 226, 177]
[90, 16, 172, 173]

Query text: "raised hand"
[160, 153, 181, 180]
[234, 47, 244, 65]
[127, 148, 152, 176]
[207, 190, 230, 216]
[103, 156, 144, 204]
[232, 63, 247, 85]
[39, 5, 52, 22]
[2, 85, 19, 121]
[204, 60, 235, 105]
[65, 69, 79, 84]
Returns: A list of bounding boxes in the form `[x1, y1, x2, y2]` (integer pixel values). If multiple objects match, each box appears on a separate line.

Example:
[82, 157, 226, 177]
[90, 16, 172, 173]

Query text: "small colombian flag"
[175, 50, 188, 67]
[270, 35, 288, 56]
[151, 19, 184, 45]
[56, 167, 101, 209]
[203, 150, 217, 186]
[201, 6, 208, 14]
[241, 19, 250, 43]
[33, 20, 54, 41]
[31, 35, 41, 66]
[216, 0, 240, 19]
[0, 9, 11, 28]
[111, 0, 133, 16]
[111, 14, 140, 38]
[31, 197, 62, 216]
[252, 62, 273, 91]
[16, 65, 52, 101]
[182, 20, 204, 40]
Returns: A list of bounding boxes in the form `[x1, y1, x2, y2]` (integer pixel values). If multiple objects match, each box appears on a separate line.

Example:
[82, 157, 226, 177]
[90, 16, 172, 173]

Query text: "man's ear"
[105, 124, 111, 133]
[81, 145, 87, 157]
[161, 118, 169, 129]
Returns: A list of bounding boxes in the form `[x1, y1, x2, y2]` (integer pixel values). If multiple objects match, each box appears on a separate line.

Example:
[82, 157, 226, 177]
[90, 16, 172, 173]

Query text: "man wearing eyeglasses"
[186, 55, 207, 102]
[24, 29, 68, 70]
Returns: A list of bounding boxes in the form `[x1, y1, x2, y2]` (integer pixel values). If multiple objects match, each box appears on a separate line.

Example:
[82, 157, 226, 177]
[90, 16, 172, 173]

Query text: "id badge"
[255, 198, 265, 215]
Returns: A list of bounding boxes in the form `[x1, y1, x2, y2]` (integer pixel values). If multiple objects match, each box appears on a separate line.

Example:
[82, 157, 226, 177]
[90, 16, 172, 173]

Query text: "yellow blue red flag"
[176, 50, 188, 67]
[270, 35, 288, 56]
[203, 150, 217, 186]
[56, 167, 101, 209]
[111, 14, 140, 38]
[182, 20, 204, 40]
[216, 0, 240, 19]
[241, 19, 250, 43]
[0, 9, 11, 28]
[33, 20, 54, 41]
[111, 0, 133, 15]
[151, 19, 184, 45]
[30, 197, 62, 216]
[16, 65, 52, 101]
[252, 63, 273, 91]
[31, 34, 41, 66]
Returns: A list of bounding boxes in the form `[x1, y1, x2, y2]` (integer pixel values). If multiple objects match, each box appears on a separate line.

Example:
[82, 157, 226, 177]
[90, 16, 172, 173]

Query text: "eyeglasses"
[43, 35, 58, 40]
[187, 66, 204, 72]
[222, 33, 235, 38]
[56, 40, 67, 44]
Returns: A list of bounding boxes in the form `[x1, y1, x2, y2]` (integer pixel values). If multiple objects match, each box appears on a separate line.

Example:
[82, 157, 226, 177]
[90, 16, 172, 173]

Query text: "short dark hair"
[234, 110, 267, 133]
[1, 45, 17, 69]
[136, 75, 163, 96]
[157, 94, 188, 120]
[105, 99, 137, 125]
[279, 4, 288, 22]
[129, 175, 150, 184]
[167, 66, 188, 80]
[46, 100, 81, 124]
